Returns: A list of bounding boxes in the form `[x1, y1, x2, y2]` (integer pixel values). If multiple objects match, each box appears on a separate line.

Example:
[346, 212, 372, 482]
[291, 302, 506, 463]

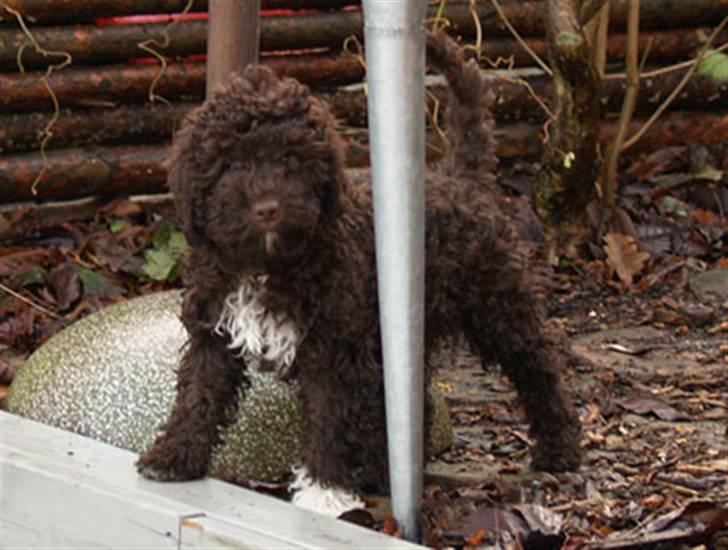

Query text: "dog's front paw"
[136, 439, 209, 481]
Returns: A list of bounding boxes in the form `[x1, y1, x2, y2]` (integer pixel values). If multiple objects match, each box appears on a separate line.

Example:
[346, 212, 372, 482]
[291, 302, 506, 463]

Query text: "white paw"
[289, 466, 365, 517]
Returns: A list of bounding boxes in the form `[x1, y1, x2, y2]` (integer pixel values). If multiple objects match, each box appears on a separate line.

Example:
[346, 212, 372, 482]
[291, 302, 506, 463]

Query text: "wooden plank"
[0, 411, 422, 549]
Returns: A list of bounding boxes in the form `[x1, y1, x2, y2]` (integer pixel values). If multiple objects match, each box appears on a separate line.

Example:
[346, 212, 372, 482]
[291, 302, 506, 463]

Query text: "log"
[2, 110, 724, 203]
[325, 64, 728, 126]
[0, 144, 168, 203]
[3, 1, 726, 70]
[1, 62, 724, 154]
[444, 0, 728, 38]
[0, 53, 364, 113]
[468, 28, 726, 71]
[2, 17, 721, 72]
[0, 20, 209, 71]
[484, 66, 728, 122]
[0, 12, 364, 70]
[0, 103, 194, 153]
[534, 0, 602, 263]
[0, 0, 357, 26]
[0, 60, 206, 112]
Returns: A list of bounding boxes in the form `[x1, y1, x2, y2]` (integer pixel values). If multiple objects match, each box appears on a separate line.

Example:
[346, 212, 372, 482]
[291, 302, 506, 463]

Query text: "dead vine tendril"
[3, 3, 72, 196]
[136, 0, 195, 105]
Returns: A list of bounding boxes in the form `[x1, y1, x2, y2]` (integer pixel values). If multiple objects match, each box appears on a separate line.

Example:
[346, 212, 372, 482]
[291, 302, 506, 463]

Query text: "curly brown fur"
[136, 31, 582, 490]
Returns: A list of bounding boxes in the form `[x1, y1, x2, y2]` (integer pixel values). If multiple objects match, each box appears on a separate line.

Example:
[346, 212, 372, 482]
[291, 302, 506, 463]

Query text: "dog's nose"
[252, 198, 282, 226]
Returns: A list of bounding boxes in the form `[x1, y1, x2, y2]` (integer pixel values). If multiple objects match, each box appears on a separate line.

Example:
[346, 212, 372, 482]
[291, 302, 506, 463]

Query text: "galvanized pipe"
[362, 1, 427, 542]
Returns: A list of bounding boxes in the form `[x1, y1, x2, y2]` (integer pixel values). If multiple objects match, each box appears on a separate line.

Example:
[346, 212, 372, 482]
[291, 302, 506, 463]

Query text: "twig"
[655, 479, 700, 497]
[3, 4, 72, 196]
[638, 35, 654, 73]
[591, 1, 609, 77]
[136, 0, 195, 104]
[469, 0, 483, 60]
[579, 0, 608, 25]
[0, 282, 61, 319]
[601, 0, 639, 219]
[490, 0, 552, 76]
[492, 72, 555, 120]
[603, 40, 728, 80]
[427, 90, 449, 157]
[431, 0, 449, 33]
[621, 15, 728, 152]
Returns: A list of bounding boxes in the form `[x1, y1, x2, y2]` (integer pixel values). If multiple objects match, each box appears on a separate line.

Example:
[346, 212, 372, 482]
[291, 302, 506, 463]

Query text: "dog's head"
[169, 65, 346, 274]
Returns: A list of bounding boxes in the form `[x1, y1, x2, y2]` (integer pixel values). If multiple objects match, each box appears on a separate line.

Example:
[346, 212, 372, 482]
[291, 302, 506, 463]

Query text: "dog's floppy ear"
[166, 128, 208, 247]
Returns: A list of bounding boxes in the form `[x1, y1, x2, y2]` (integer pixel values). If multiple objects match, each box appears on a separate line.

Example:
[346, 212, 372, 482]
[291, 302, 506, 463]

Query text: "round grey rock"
[6, 291, 452, 482]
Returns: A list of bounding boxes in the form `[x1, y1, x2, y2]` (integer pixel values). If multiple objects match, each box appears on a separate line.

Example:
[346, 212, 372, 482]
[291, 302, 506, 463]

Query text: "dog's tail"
[426, 30, 497, 182]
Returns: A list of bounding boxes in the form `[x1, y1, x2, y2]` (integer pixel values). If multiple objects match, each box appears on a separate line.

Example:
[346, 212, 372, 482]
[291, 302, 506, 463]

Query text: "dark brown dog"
[137, 32, 582, 503]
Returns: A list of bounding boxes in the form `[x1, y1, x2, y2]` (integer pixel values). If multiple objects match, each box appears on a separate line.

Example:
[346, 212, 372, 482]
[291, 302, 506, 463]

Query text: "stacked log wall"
[0, 0, 726, 204]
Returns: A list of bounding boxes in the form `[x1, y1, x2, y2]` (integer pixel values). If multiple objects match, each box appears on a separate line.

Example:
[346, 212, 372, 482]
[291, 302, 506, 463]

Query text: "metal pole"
[362, 1, 427, 542]
[206, 0, 260, 99]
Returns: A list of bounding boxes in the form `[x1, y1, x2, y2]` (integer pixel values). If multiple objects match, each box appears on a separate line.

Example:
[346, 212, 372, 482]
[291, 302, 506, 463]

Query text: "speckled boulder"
[6, 291, 452, 482]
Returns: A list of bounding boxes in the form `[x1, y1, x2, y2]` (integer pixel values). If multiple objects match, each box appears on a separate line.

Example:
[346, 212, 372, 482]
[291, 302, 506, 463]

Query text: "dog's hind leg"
[465, 256, 582, 472]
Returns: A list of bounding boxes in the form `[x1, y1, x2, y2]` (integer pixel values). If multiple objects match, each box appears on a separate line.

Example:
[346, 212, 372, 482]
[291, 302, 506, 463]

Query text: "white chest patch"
[214, 277, 300, 376]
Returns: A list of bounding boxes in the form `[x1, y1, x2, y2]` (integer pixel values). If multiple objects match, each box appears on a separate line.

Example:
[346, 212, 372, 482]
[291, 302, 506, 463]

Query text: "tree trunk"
[0, 53, 364, 113]
[534, 0, 602, 263]
[206, 0, 259, 97]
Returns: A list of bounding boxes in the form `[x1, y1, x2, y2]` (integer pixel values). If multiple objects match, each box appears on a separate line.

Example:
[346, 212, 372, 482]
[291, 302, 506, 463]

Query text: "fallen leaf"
[382, 513, 400, 537]
[78, 269, 125, 297]
[0, 357, 18, 384]
[338, 508, 376, 528]
[464, 528, 486, 547]
[48, 263, 82, 312]
[0, 304, 46, 351]
[604, 233, 650, 286]
[448, 504, 564, 545]
[0, 247, 51, 278]
[618, 396, 684, 421]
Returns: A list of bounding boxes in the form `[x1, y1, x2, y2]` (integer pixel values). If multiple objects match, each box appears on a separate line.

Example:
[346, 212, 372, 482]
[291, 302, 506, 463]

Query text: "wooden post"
[206, 0, 260, 98]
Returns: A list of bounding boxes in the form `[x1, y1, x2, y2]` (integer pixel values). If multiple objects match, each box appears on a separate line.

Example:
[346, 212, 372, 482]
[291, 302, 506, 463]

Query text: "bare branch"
[602, 0, 639, 219]
[579, 0, 609, 26]
[621, 15, 728, 152]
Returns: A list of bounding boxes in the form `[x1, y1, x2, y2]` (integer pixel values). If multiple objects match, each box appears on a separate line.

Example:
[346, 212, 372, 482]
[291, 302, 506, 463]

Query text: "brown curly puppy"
[136, 32, 582, 507]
